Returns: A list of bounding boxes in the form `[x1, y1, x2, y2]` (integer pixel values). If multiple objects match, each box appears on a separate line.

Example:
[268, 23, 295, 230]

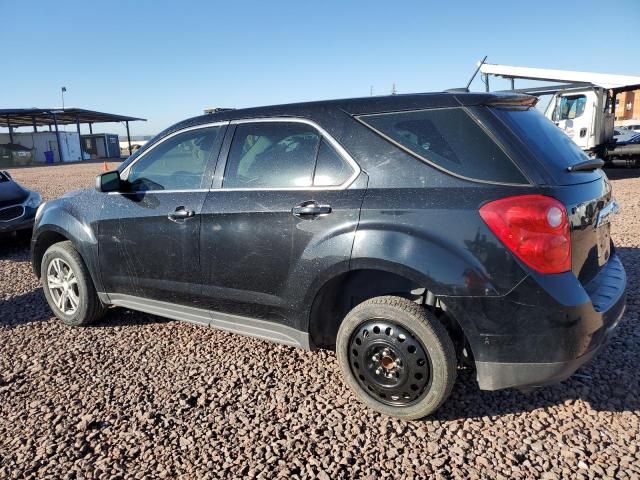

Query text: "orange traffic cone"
[103, 161, 109, 172]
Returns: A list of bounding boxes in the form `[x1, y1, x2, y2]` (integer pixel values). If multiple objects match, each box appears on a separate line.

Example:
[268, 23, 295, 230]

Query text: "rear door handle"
[168, 206, 195, 221]
[292, 201, 332, 218]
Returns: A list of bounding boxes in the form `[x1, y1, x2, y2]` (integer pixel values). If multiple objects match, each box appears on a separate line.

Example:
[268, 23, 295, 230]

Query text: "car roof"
[120, 91, 535, 170]
[172, 91, 536, 130]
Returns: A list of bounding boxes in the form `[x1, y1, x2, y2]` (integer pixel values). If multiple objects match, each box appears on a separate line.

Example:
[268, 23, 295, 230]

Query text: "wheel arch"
[306, 264, 476, 364]
[31, 227, 70, 277]
[31, 211, 103, 293]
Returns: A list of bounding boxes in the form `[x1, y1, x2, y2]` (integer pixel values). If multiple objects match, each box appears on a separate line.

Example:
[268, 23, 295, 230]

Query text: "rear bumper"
[475, 294, 625, 390]
[446, 253, 627, 391]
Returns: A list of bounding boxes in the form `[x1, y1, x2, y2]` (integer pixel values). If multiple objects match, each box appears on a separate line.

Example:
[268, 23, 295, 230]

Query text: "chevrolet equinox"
[31, 92, 627, 419]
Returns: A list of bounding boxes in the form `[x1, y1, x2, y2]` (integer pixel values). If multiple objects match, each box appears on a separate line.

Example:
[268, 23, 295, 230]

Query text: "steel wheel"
[46, 257, 80, 316]
[349, 319, 431, 407]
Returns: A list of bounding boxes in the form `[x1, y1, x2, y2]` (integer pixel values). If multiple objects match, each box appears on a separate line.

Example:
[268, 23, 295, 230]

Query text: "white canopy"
[479, 63, 640, 90]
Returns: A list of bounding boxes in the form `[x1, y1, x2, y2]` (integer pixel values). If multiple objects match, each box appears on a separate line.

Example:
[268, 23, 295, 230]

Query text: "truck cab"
[544, 87, 615, 153]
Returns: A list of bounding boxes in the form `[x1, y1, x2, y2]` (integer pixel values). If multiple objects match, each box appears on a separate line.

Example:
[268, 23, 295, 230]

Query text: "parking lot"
[1, 162, 639, 479]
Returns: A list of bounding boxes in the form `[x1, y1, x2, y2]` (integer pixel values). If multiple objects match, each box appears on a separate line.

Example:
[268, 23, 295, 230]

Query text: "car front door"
[200, 119, 366, 327]
[97, 123, 227, 307]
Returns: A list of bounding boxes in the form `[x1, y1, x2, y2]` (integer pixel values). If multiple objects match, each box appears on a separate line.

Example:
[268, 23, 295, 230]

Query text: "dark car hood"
[0, 179, 28, 208]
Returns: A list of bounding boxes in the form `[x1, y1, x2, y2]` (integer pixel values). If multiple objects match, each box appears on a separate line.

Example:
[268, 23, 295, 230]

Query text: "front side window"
[556, 95, 587, 120]
[126, 126, 220, 191]
[223, 122, 321, 188]
[359, 108, 527, 184]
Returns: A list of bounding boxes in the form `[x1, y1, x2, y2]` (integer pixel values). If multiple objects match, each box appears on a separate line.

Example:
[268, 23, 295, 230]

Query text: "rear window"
[493, 107, 591, 170]
[359, 108, 528, 184]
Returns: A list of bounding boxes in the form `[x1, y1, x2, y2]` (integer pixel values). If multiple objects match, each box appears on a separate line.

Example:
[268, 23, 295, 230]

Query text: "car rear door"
[199, 119, 366, 327]
[97, 123, 227, 306]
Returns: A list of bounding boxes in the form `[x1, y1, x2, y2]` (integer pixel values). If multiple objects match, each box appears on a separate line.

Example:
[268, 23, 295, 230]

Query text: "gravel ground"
[1, 162, 639, 479]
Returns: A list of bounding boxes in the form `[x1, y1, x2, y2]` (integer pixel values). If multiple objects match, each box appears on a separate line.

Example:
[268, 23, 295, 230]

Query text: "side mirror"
[96, 171, 121, 192]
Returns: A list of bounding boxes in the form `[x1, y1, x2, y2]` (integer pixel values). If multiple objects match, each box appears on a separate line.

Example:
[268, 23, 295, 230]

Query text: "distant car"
[119, 142, 146, 157]
[614, 127, 640, 145]
[32, 92, 626, 419]
[0, 171, 41, 234]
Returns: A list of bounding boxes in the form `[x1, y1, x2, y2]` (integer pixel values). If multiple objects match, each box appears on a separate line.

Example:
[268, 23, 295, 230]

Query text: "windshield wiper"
[567, 158, 604, 172]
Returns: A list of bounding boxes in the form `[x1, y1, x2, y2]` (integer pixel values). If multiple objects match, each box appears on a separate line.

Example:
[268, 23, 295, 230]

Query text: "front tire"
[41, 241, 106, 326]
[336, 296, 457, 420]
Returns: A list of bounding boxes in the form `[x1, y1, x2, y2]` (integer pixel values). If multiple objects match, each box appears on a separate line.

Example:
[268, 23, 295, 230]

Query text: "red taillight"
[479, 195, 571, 274]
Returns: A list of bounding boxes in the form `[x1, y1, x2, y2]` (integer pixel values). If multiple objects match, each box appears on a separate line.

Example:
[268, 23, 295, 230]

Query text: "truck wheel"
[336, 296, 457, 420]
[41, 241, 106, 326]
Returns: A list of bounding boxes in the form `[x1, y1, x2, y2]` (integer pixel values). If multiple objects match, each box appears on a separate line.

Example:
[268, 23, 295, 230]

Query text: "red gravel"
[0, 163, 638, 479]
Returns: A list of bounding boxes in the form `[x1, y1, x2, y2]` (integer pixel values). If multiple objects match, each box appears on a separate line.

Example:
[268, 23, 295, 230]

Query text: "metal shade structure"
[479, 63, 640, 90]
[0, 108, 146, 160]
[478, 63, 640, 98]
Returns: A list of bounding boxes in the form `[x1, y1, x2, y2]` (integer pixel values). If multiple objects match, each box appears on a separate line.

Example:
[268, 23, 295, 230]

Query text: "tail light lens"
[479, 195, 571, 274]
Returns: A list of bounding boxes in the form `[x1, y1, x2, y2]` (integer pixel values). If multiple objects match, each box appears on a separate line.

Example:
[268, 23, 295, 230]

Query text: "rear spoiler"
[467, 93, 538, 108]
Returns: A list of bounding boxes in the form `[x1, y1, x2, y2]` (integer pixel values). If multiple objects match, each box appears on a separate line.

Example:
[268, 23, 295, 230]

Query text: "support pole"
[89, 123, 93, 134]
[7, 117, 13, 144]
[76, 115, 82, 161]
[485, 73, 490, 93]
[48, 124, 52, 132]
[510, 77, 515, 90]
[126, 121, 132, 156]
[32, 117, 38, 133]
[52, 113, 63, 163]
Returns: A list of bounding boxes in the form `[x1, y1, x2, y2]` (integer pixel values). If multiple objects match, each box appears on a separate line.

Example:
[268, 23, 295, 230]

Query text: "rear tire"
[336, 296, 457, 420]
[41, 241, 106, 326]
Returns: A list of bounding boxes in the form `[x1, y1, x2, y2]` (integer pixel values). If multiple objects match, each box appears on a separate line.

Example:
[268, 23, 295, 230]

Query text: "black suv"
[31, 92, 626, 419]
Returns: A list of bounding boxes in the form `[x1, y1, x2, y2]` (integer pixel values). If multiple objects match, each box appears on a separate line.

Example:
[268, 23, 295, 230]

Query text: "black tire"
[41, 241, 106, 326]
[336, 296, 457, 420]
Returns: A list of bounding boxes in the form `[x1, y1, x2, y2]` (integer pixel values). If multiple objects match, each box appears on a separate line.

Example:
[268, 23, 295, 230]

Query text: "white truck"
[478, 63, 640, 165]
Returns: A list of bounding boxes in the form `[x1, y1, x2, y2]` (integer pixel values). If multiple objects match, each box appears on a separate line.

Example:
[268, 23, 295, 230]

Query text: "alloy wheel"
[47, 257, 80, 315]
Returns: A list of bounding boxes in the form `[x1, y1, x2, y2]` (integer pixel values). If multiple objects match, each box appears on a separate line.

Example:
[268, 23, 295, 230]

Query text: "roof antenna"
[465, 55, 488, 91]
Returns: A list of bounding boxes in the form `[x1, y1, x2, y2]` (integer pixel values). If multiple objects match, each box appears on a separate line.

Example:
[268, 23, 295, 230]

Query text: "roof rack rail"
[444, 88, 470, 93]
[203, 107, 235, 114]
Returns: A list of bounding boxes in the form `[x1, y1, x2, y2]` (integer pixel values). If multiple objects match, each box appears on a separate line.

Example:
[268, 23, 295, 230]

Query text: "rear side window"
[313, 139, 354, 186]
[359, 108, 528, 184]
[223, 122, 355, 189]
[224, 122, 320, 188]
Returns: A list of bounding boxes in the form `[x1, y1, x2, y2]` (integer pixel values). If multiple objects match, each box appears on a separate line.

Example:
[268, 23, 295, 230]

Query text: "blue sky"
[2, 0, 639, 136]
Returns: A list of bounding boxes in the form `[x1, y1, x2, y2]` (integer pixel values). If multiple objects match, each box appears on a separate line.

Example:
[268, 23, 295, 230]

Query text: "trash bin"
[44, 151, 54, 164]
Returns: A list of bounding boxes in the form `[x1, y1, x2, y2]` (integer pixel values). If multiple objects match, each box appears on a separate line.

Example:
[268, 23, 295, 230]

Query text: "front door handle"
[292, 201, 332, 218]
[168, 206, 195, 221]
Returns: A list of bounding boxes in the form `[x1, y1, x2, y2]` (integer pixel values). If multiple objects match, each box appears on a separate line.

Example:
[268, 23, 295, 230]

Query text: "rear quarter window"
[359, 108, 528, 184]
